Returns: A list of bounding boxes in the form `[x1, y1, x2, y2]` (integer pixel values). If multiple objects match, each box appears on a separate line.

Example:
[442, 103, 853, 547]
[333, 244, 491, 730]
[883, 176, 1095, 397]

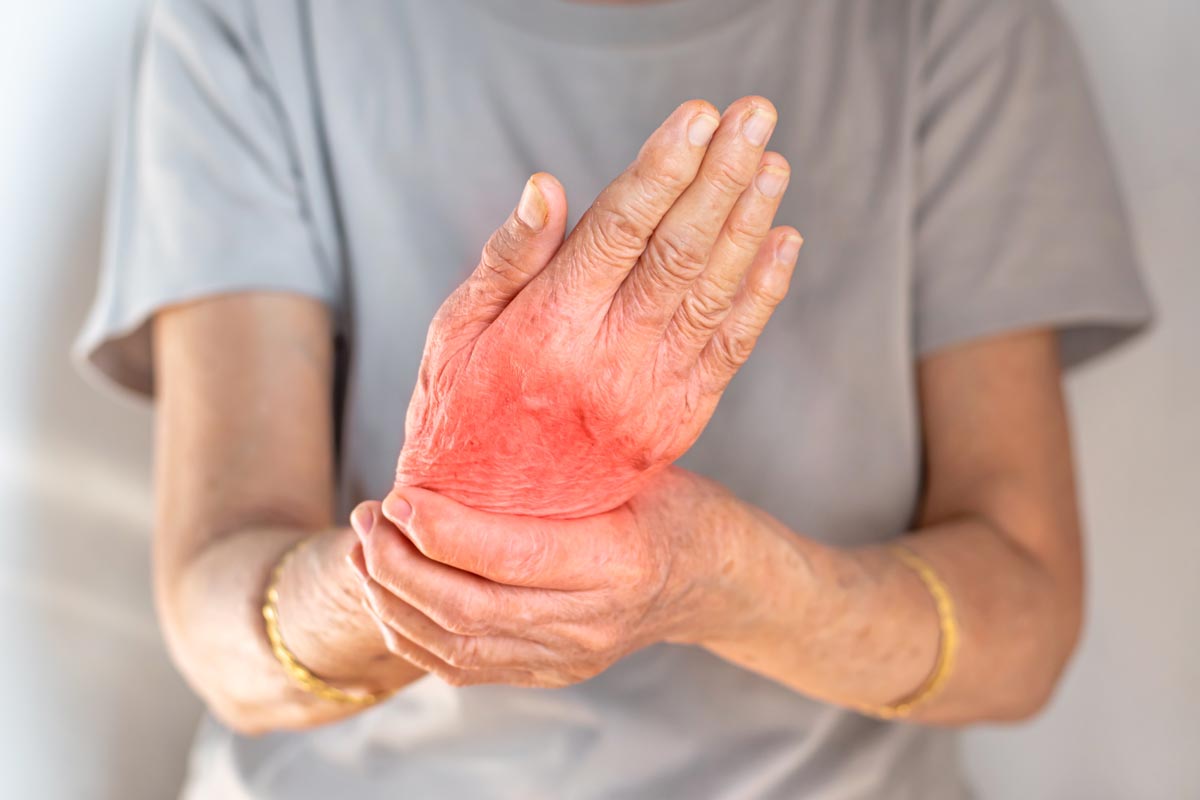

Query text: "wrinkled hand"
[396, 97, 802, 518]
[347, 469, 758, 688]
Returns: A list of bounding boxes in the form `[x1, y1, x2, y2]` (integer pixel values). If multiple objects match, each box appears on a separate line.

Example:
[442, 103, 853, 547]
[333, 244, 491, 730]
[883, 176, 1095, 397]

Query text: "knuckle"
[444, 636, 481, 669]
[643, 228, 708, 285]
[435, 597, 488, 637]
[436, 607, 476, 637]
[478, 234, 530, 285]
[587, 203, 648, 262]
[708, 267, 743, 300]
[635, 164, 688, 202]
[720, 214, 764, 255]
[712, 330, 754, 369]
[750, 271, 788, 305]
[678, 285, 730, 334]
[634, 143, 693, 192]
[702, 158, 752, 196]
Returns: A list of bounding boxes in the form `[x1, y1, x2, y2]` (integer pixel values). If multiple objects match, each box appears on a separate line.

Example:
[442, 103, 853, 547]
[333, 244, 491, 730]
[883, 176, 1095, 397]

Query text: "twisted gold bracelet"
[863, 543, 960, 720]
[263, 537, 393, 707]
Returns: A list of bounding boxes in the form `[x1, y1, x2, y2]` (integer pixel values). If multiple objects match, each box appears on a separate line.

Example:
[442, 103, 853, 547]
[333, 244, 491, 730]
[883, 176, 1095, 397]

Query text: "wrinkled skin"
[348, 468, 758, 689]
[401, 288, 697, 517]
[397, 97, 802, 518]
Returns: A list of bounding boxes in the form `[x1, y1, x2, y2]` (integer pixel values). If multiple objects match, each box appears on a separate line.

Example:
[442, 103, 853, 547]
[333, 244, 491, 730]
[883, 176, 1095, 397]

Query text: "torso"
[190, 2, 969, 797]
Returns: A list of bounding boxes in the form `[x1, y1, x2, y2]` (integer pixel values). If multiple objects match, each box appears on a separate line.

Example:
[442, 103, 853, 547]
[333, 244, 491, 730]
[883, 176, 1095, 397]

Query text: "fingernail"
[383, 494, 413, 524]
[516, 176, 547, 231]
[742, 108, 776, 147]
[755, 166, 789, 198]
[776, 233, 803, 265]
[351, 504, 375, 538]
[687, 113, 720, 147]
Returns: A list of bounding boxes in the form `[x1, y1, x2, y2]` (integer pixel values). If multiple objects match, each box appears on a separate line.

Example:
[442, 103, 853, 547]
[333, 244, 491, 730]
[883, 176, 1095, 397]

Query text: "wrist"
[660, 487, 790, 647]
[691, 499, 824, 651]
[272, 527, 398, 691]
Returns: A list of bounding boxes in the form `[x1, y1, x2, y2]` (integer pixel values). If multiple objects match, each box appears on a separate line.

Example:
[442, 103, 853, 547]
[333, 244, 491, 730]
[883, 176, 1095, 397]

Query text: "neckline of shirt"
[463, 0, 771, 48]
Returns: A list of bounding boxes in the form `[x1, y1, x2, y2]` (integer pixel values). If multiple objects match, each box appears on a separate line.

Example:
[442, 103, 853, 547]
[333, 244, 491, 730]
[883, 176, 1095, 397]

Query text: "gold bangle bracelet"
[262, 536, 393, 707]
[863, 543, 960, 720]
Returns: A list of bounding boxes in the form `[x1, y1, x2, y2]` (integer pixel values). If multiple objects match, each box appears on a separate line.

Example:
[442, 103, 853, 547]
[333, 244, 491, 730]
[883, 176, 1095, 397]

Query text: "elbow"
[159, 622, 311, 737]
[157, 571, 299, 737]
[993, 590, 1084, 723]
[188, 663, 323, 735]
[206, 696, 332, 737]
[212, 698, 340, 737]
[158, 630, 284, 737]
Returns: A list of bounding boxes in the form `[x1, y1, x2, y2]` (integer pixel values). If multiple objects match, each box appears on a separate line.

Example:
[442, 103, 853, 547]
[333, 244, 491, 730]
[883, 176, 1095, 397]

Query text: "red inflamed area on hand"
[395, 97, 804, 519]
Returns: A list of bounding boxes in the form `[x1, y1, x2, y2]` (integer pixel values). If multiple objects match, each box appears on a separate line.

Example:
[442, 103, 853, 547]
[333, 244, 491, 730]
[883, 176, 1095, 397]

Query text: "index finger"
[548, 99, 720, 298]
[382, 487, 635, 591]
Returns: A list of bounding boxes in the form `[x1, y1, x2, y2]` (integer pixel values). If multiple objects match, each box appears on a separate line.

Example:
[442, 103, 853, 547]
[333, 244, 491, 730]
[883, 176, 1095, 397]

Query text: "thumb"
[383, 485, 628, 591]
[447, 172, 567, 328]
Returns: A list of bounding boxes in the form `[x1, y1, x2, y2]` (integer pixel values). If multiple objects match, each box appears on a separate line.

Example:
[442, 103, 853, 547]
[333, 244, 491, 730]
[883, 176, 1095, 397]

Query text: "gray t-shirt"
[76, 0, 1152, 797]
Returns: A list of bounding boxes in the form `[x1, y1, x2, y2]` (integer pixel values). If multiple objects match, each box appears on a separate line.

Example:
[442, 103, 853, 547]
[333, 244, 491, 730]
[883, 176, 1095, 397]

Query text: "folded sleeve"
[74, 0, 339, 397]
[913, 0, 1153, 368]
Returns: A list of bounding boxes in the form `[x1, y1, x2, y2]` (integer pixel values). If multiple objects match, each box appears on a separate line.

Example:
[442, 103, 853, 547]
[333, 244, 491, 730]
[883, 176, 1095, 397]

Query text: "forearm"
[701, 504, 1081, 724]
[160, 525, 425, 734]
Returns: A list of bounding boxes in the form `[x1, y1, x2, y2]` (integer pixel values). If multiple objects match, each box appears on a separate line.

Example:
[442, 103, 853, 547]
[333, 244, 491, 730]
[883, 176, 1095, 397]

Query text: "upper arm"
[915, 328, 1082, 588]
[75, 1, 343, 398]
[152, 292, 337, 580]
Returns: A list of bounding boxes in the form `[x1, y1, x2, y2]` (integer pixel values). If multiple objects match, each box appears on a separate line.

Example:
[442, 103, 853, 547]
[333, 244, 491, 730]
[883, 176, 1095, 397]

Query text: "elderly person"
[77, 0, 1150, 797]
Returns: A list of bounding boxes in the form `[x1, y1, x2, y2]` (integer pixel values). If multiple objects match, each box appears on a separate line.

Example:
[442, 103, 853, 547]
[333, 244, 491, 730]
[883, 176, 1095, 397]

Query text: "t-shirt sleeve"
[73, 0, 339, 397]
[913, 0, 1153, 367]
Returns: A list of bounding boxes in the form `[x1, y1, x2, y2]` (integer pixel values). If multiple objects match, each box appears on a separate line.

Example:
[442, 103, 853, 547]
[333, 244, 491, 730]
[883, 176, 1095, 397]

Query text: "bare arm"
[349, 328, 1083, 724]
[151, 96, 796, 731]
[703, 327, 1084, 722]
[153, 293, 424, 735]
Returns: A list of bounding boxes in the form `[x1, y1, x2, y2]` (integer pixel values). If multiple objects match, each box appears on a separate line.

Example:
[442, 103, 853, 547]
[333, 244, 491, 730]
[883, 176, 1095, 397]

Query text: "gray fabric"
[75, 0, 1152, 797]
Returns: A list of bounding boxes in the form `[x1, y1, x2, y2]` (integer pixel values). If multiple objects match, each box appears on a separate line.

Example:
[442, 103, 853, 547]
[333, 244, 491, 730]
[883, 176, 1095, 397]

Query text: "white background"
[0, 1, 1195, 797]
